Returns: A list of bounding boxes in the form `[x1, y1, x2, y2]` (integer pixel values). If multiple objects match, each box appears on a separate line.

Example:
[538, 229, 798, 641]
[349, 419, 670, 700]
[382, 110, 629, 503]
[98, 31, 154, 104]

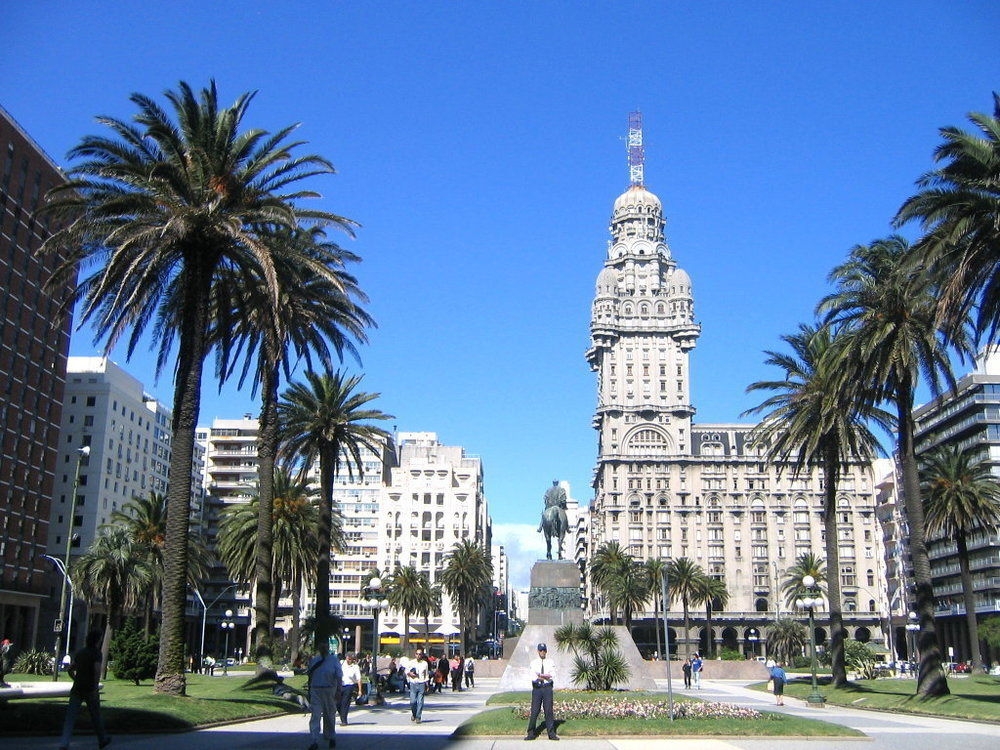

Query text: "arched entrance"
[721, 627, 738, 653]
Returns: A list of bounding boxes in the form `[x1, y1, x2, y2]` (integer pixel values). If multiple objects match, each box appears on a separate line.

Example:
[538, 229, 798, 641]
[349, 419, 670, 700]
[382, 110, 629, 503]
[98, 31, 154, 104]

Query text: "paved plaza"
[1, 677, 996, 750]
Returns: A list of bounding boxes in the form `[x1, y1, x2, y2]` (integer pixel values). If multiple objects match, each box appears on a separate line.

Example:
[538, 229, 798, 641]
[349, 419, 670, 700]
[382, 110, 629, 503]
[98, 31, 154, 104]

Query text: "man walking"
[58, 631, 111, 750]
[337, 652, 361, 725]
[691, 653, 703, 689]
[768, 661, 787, 706]
[0, 638, 12, 687]
[306, 641, 343, 750]
[405, 647, 429, 723]
[464, 654, 475, 687]
[524, 643, 558, 741]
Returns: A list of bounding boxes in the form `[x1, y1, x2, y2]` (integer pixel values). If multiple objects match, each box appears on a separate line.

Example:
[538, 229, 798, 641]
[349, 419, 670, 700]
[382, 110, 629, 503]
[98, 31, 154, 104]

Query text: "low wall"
[644, 658, 770, 681]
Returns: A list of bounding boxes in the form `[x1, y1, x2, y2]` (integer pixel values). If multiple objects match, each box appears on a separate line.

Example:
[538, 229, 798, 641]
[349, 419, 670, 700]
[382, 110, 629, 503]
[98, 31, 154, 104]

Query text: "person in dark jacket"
[59, 631, 111, 749]
[768, 662, 787, 706]
[436, 654, 450, 694]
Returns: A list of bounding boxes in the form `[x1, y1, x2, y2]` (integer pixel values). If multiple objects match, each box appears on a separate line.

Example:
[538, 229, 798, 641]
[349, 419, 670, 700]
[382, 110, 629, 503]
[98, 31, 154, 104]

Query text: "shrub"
[110, 619, 158, 685]
[719, 648, 743, 661]
[792, 654, 811, 669]
[554, 623, 630, 690]
[13, 649, 53, 675]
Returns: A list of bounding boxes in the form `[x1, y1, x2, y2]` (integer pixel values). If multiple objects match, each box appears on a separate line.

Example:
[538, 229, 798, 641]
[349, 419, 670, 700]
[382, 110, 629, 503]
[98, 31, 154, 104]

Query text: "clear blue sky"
[3, 1, 998, 537]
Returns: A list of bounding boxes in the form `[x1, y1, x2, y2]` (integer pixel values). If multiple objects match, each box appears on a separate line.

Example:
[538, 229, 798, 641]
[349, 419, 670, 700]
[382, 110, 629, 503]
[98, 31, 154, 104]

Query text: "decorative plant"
[554, 622, 629, 691]
[13, 649, 53, 676]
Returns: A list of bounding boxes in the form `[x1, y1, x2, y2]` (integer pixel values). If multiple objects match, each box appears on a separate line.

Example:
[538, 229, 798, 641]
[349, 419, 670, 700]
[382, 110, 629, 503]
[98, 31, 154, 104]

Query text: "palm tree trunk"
[706, 604, 714, 659]
[653, 589, 663, 659]
[290, 567, 302, 666]
[402, 612, 410, 654]
[683, 598, 691, 659]
[252, 359, 280, 667]
[155, 262, 213, 696]
[822, 443, 848, 688]
[315, 445, 336, 647]
[896, 380, 949, 696]
[424, 613, 431, 655]
[956, 531, 984, 672]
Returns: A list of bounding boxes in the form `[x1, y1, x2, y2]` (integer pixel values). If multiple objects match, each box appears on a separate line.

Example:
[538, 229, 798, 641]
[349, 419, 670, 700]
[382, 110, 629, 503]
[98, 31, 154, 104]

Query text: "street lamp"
[795, 574, 826, 706]
[363, 577, 389, 705]
[341, 627, 351, 655]
[41, 555, 74, 670]
[192, 583, 239, 673]
[747, 627, 760, 658]
[221, 610, 235, 676]
[905, 611, 920, 670]
[53, 445, 89, 681]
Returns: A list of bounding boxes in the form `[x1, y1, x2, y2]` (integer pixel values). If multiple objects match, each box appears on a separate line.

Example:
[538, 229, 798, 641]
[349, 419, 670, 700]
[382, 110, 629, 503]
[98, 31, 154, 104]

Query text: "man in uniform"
[524, 643, 558, 741]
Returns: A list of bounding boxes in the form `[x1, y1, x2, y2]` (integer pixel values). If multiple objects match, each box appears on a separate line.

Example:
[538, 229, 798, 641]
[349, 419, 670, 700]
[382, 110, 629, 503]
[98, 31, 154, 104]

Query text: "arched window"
[755, 597, 768, 612]
[626, 428, 670, 455]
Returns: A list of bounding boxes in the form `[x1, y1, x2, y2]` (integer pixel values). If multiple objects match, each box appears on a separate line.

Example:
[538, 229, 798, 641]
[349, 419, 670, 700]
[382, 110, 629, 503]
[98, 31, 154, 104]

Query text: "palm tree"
[109, 491, 210, 633]
[590, 541, 630, 624]
[820, 235, 969, 696]
[217, 467, 325, 659]
[745, 323, 892, 687]
[698, 574, 729, 659]
[768, 618, 809, 665]
[413, 574, 441, 652]
[606, 560, 651, 638]
[920, 444, 1000, 673]
[895, 94, 1000, 340]
[279, 371, 392, 646]
[781, 553, 828, 608]
[440, 539, 493, 652]
[644, 559, 667, 659]
[213, 225, 372, 663]
[40, 81, 340, 695]
[665, 557, 704, 658]
[386, 566, 427, 653]
[74, 526, 153, 678]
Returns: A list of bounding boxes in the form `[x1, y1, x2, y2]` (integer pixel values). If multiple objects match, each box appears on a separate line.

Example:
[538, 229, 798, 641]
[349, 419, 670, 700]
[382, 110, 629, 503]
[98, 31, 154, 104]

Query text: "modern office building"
[0, 106, 75, 649]
[585, 145, 887, 656]
[910, 349, 1000, 663]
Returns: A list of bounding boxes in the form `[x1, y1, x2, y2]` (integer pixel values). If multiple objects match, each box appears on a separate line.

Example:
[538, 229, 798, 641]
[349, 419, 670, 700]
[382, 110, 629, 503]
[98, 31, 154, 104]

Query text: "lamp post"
[341, 627, 351, 656]
[747, 627, 760, 658]
[52, 445, 89, 681]
[905, 611, 920, 671]
[41, 554, 74, 670]
[192, 583, 239, 673]
[795, 574, 825, 705]
[363, 577, 389, 705]
[221, 610, 235, 676]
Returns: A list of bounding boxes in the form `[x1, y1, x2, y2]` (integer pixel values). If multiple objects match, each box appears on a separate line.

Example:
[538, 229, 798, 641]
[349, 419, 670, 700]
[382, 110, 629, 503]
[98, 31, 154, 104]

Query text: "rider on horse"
[538, 480, 569, 560]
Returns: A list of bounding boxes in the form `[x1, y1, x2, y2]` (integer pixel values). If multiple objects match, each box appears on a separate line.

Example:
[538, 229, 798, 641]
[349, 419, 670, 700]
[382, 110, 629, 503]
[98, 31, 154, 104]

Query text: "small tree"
[110, 619, 159, 685]
[554, 622, 629, 691]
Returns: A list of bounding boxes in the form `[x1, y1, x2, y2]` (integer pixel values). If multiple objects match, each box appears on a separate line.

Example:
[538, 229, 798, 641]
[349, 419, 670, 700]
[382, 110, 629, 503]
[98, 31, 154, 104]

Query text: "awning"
[434, 624, 461, 635]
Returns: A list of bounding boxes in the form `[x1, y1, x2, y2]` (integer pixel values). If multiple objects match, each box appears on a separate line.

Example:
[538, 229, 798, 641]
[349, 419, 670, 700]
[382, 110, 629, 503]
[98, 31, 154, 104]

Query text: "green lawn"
[0, 671, 309, 736]
[459, 691, 863, 738]
[750, 674, 1000, 722]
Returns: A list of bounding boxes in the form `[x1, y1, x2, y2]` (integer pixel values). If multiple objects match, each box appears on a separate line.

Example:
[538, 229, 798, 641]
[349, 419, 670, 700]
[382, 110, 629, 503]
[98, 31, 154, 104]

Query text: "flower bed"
[512, 698, 769, 721]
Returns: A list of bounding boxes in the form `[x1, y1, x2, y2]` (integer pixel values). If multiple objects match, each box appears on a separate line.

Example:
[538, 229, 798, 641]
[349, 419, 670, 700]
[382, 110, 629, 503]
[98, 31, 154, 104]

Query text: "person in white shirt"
[525, 643, 558, 741]
[404, 647, 429, 723]
[464, 654, 476, 687]
[306, 641, 343, 750]
[337, 652, 362, 725]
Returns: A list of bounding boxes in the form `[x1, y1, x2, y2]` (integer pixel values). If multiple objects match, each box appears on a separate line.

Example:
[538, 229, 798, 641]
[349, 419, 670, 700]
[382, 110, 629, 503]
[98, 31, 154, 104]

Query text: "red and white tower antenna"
[627, 110, 645, 186]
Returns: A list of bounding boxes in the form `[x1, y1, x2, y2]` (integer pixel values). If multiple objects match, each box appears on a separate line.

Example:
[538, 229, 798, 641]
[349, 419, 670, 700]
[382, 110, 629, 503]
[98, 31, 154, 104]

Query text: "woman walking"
[451, 654, 464, 691]
[682, 658, 692, 689]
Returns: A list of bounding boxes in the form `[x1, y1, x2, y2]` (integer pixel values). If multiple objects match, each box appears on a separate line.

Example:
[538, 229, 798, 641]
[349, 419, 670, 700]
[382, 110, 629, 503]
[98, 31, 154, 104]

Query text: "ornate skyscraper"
[585, 116, 888, 659]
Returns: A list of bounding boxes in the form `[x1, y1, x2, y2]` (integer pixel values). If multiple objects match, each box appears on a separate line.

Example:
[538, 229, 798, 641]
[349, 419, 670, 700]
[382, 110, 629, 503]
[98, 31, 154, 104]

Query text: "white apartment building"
[585, 171, 888, 657]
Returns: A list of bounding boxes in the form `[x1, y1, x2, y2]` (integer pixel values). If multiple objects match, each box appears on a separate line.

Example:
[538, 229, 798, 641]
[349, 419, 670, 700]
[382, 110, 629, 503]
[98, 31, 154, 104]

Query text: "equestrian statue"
[538, 480, 570, 560]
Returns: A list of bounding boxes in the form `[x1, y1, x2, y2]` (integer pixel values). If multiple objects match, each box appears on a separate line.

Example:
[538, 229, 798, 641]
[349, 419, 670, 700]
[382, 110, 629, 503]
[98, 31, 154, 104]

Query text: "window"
[83, 415, 94, 427]
[86, 396, 96, 407]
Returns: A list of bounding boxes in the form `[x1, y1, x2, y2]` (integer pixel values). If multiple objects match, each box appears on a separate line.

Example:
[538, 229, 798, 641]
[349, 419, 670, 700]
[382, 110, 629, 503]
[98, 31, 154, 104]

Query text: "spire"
[627, 111, 644, 186]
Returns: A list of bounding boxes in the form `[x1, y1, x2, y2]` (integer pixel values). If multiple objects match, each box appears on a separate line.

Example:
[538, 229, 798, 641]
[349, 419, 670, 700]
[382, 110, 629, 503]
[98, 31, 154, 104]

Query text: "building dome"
[612, 184, 662, 215]
[610, 184, 665, 243]
[596, 266, 618, 295]
[671, 267, 692, 296]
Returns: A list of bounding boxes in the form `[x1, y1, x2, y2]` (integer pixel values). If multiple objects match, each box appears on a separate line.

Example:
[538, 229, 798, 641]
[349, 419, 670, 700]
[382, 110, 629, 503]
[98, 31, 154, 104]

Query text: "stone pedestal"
[497, 559, 656, 692]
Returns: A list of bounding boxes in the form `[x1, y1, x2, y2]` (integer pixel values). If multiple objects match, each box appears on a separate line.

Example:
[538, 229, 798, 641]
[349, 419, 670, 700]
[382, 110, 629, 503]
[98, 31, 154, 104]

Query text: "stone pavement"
[2, 677, 997, 749]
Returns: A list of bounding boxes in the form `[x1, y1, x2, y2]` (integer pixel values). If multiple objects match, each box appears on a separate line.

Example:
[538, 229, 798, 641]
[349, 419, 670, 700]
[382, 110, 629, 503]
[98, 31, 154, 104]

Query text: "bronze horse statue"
[538, 480, 570, 560]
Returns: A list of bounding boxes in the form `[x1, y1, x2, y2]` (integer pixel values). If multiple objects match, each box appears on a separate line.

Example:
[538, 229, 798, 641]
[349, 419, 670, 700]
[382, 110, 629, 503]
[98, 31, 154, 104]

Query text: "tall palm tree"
[768, 618, 809, 665]
[698, 574, 730, 659]
[74, 526, 153, 678]
[440, 539, 493, 652]
[590, 541, 630, 624]
[745, 323, 892, 687]
[820, 235, 969, 696]
[279, 371, 392, 646]
[386, 566, 426, 653]
[217, 467, 326, 656]
[781, 552, 827, 607]
[109, 491, 210, 633]
[920, 444, 1000, 673]
[665, 557, 704, 658]
[606, 560, 651, 638]
[40, 81, 340, 695]
[895, 93, 1000, 340]
[413, 573, 441, 652]
[644, 559, 667, 659]
[213, 226, 372, 663]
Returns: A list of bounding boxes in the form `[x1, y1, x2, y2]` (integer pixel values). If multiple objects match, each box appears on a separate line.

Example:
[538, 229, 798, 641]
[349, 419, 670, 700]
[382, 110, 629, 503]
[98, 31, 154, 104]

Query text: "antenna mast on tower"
[627, 110, 644, 186]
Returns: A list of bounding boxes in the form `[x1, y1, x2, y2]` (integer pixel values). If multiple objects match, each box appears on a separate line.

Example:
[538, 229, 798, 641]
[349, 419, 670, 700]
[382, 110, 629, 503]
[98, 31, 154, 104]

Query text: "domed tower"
[585, 113, 701, 535]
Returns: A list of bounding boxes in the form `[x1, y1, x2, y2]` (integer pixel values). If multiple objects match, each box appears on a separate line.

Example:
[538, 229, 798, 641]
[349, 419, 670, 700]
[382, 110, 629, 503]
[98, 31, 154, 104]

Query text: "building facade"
[585, 172, 887, 656]
[0, 106, 75, 649]
[910, 349, 1000, 664]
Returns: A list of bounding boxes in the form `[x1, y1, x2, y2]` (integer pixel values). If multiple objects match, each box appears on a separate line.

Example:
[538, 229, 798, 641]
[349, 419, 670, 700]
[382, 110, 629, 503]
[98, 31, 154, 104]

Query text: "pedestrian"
[524, 642, 558, 741]
[451, 654, 463, 691]
[682, 658, 692, 689]
[464, 654, 475, 687]
[691, 652, 703, 689]
[306, 640, 342, 750]
[405, 647, 429, 723]
[204, 654, 216, 675]
[337, 652, 361, 725]
[436, 652, 450, 694]
[58, 630, 111, 750]
[0, 638, 12, 688]
[768, 661, 787, 706]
